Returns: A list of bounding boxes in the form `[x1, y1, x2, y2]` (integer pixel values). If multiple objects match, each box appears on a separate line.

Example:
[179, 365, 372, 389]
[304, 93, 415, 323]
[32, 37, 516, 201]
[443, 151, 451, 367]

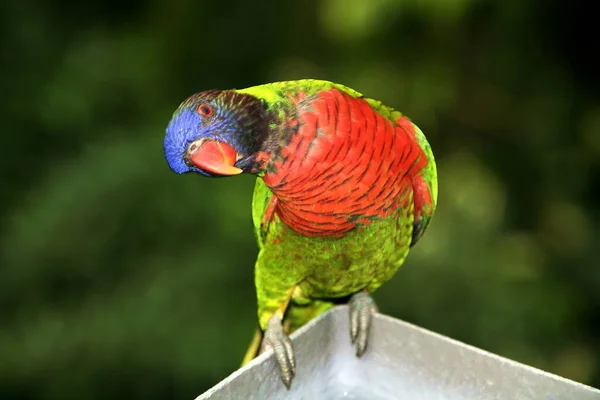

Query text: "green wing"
[251, 177, 275, 251]
[408, 122, 438, 246]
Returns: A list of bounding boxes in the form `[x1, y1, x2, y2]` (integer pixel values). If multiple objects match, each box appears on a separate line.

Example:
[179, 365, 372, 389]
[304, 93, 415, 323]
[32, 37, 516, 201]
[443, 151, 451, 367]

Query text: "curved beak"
[185, 139, 243, 176]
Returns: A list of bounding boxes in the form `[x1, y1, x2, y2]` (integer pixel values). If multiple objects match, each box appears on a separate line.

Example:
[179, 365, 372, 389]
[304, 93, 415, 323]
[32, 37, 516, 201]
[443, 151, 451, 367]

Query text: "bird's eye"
[197, 103, 213, 117]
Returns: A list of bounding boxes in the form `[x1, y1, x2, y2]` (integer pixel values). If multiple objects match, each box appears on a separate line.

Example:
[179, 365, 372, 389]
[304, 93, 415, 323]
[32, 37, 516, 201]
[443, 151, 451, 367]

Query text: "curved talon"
[349, 291, 378, 357]
[259, 314, 296, 389]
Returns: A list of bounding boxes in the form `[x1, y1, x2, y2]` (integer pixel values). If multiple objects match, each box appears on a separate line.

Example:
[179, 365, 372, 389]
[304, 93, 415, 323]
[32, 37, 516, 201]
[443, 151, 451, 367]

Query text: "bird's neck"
[248, 107, 354, 237]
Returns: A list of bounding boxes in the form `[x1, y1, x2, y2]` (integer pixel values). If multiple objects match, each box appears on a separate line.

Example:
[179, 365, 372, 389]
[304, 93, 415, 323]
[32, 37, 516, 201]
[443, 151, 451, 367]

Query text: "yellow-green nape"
[236, 86, 281, 104]
[235, 79, 365, 105]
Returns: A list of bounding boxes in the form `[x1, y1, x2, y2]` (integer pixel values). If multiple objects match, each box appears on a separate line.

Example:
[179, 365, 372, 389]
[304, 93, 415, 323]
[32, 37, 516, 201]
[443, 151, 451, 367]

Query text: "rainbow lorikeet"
[163, 79, 438, 388]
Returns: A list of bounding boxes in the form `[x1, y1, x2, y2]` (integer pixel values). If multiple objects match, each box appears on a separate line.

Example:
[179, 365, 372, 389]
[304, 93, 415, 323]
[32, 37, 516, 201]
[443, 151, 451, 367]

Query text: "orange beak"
[188, 140, 243, 176]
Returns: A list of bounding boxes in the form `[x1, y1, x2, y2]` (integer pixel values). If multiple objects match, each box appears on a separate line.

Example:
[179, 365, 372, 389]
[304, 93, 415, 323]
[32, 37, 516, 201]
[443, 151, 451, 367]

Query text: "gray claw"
[259, 314, 296, 389]
[349, 291, 378, 357]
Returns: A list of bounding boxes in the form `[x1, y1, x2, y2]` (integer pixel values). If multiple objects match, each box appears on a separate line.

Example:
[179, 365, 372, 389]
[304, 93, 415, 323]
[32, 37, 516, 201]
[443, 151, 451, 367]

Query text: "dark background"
[1, 0, 599, 398]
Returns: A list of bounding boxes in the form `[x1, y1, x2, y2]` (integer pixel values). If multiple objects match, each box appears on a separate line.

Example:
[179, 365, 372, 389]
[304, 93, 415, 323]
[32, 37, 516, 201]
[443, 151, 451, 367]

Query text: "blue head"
[164, 90, 269, 177]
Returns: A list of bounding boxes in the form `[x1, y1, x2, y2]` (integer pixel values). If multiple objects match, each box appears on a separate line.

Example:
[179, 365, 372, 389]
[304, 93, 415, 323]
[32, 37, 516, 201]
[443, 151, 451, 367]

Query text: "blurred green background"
[1, 0, 599, 398]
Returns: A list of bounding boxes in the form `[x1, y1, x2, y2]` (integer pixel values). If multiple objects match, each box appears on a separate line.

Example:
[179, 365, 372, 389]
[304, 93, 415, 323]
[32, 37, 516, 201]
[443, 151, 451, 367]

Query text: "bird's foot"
[349, 290, 378, 357]
[259, 314, 296, 389]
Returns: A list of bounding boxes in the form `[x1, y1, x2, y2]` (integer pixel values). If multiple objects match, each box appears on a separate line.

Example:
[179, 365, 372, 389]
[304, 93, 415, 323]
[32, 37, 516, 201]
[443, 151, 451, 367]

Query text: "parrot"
[163, 79, 437, 389]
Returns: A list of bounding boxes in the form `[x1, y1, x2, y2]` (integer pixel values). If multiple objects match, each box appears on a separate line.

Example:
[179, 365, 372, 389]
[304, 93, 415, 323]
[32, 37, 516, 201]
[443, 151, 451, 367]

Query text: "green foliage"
[1, 0, 598, 398]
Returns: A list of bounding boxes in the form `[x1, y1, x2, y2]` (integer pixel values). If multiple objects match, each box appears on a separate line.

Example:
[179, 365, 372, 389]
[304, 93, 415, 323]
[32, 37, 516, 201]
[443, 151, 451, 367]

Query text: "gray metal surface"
[196, 306, 600, 400]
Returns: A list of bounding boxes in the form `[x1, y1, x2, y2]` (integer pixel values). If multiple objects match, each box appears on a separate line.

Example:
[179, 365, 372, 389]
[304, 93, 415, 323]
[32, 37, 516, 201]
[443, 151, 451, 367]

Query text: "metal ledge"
[196, 306, 600, 399]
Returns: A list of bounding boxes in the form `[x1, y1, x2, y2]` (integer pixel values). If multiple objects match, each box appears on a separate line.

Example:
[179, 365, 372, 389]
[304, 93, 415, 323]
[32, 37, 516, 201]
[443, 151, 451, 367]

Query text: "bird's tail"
[240, 317, 294, 367]
[241, 301, 334, 366]
[241, 327, 263, 367]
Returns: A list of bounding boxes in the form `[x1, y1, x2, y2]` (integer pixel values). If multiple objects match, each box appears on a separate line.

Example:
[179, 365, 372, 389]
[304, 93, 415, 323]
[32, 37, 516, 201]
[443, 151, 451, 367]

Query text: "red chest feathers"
[260, 89, 427, 238]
